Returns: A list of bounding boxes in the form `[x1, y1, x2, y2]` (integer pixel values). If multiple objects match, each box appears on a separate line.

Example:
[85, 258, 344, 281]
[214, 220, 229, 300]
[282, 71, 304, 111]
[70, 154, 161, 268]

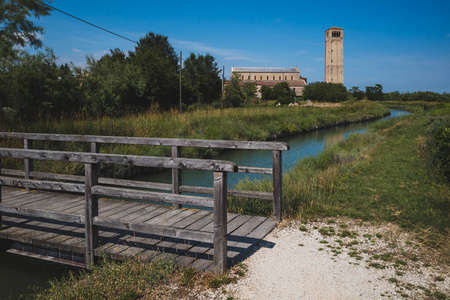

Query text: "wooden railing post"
[85, 158, 99, 268]
[0, 157, 2, 228]
[272, 150, 282, 222]
[24, 139, 33, 191]
[213, 171, 227, 273]
[172, 146, 182, 209]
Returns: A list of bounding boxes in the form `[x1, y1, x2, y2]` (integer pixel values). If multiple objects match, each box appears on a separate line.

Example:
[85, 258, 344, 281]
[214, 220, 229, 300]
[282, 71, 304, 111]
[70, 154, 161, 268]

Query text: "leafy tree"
[260, 85, 273, 100]
[272, 82, 295, 104]
[0, 49, 81, 119]
[83, 49, 138, 115]
[366, 84, 383, 100]
[224, 73, 244, 107]
[302, 82, 347, 102]
[242, 82, 257, 103]
[129, 32, 179, 110]
[0, 0, 51, 58]
[349, 86, 365, 100]
[182, 53, 221, 106]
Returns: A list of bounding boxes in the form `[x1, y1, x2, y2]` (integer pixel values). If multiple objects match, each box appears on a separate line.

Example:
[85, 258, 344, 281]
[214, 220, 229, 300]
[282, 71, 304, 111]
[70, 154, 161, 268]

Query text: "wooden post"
[85, 162, 99, 268]
[213, 171, 227, 273]
[24, 139, 33, 191]
[0, 157, 2, 228]
[172, 146, 182, 209]
[272, 150, 282, 222]
[91, 142, 100, 155]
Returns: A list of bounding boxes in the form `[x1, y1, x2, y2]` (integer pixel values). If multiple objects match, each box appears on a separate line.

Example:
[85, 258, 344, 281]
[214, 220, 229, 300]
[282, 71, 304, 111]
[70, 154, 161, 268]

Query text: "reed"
[0, 101, 389, 176]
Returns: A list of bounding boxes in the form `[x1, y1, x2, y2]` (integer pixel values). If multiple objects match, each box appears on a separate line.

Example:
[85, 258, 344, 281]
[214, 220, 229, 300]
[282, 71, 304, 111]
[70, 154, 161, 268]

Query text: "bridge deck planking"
[0, 188, 277, 270]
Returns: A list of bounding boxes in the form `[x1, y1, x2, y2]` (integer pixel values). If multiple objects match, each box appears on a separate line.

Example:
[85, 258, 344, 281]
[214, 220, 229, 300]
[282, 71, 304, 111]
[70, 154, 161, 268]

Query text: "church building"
[231, 66, 307, 97]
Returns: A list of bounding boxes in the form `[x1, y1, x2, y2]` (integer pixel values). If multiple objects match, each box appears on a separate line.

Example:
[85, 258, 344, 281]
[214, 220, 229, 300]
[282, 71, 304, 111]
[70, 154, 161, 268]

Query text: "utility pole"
[179, 51, 182, 114]
[221, 65, 225, 103]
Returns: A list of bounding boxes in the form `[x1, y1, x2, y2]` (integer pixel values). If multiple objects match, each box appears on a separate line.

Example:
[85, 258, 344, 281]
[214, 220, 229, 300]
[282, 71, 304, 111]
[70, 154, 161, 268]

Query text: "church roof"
[326, 26, 343, 31]
[232, 67, 299, 73]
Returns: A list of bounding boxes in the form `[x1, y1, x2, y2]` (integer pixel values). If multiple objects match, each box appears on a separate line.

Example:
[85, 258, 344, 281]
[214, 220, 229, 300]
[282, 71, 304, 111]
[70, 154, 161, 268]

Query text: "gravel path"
[189, 218, 448, 299]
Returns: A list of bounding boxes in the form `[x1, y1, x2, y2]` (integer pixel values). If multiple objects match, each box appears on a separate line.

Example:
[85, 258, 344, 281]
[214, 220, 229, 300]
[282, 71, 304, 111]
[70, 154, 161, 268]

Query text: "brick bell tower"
[325, 27, 344, 84]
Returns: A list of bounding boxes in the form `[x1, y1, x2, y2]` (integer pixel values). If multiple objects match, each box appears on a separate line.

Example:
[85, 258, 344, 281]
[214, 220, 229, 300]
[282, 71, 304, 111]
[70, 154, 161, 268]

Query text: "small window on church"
[273, 76, 275, 80]
[260, 76, 262, 80]
[242, 76, 244, 80]
[254, 76, 256, 80]
[279, 76, 281, 80]
[248, 76, 250, 80]
[291, 76, 293, 80]
[267, 76, 269, 80]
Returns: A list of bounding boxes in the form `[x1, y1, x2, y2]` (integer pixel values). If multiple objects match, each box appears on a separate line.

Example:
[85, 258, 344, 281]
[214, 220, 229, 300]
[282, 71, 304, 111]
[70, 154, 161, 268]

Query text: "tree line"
[304, 82, 449, 103]
[0, 1, 224, 120]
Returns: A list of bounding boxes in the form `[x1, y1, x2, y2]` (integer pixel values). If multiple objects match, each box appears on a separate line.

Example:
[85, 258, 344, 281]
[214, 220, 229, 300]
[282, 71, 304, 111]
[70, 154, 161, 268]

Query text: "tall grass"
[0, 101, 389, 176]
[30, 256, 176, 300]
[231, 111, 450, 236]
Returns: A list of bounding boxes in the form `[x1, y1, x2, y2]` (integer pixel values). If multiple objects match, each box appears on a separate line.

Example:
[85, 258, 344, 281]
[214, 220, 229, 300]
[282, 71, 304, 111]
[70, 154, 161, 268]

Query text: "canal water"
[0, 109, 409, 299]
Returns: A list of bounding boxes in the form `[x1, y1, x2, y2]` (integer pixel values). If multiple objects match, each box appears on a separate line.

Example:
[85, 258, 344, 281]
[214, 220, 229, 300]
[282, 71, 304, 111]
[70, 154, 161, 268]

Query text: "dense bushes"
[302, 82, 347, 102]
[427, 118, 450, 182]
[384, 91, 450, 102]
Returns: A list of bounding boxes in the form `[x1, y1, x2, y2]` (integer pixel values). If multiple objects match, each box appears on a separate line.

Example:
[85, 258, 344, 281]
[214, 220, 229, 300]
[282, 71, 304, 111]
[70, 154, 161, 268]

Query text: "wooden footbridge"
[0, 133, 288, 273]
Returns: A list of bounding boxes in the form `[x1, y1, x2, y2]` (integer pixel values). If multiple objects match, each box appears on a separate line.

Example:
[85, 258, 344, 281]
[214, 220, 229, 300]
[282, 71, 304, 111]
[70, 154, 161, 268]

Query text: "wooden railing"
[0, 133, 289, 272]
[0, 132, 289, 221]
[0, 147, 236, 272]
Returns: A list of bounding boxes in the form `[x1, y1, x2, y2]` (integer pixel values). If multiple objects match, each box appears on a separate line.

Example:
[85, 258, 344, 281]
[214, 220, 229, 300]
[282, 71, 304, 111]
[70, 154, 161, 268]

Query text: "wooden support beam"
[0, 148, 237, 172]
[272, 150, 282, 222]
[24, 139, 33, 191]
[213, 171, 227, 273]
[0, 132, 289, 151]
[0, 157, 2, 228]
[92, 217, 213, 243]
[172, 146, 182, 209]
[0, 204, 84, 223]
[91, 185, 214, 208]
[85, 163, 99, 268]
[0, 176, 85, 193]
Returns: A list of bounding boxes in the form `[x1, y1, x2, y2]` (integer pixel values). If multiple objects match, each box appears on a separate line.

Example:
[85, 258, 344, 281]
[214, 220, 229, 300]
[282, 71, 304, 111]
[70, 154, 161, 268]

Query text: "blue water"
[134, 109, 410, 189]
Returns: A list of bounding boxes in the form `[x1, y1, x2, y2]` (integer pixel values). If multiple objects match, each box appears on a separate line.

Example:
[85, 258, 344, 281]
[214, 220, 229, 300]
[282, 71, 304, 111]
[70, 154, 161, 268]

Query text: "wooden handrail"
[0, 132, 289, 150]
[0, 147, 233, 273]
[0, 132, 287, 222]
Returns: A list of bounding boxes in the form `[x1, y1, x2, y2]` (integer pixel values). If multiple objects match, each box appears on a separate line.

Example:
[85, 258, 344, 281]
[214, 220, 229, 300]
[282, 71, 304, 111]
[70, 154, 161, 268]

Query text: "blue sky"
[33, 0, 450, 93]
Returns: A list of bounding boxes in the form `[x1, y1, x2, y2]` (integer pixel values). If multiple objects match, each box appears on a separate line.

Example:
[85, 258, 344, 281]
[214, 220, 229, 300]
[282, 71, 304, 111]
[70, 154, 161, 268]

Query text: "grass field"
[231, 110, 449, 245]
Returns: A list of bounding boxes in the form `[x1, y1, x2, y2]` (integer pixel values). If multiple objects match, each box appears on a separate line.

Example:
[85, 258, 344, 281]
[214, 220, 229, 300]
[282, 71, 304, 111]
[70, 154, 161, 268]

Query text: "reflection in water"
[325, 131, 345, 148]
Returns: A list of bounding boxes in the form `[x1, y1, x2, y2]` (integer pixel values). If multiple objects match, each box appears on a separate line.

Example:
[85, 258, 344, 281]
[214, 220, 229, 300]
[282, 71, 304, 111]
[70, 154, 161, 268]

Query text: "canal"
[0, 109, 409, 299]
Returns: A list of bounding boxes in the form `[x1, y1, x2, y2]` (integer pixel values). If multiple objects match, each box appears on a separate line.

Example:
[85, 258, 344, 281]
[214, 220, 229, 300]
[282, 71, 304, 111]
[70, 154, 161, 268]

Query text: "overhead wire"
[40, 1, 139, 45]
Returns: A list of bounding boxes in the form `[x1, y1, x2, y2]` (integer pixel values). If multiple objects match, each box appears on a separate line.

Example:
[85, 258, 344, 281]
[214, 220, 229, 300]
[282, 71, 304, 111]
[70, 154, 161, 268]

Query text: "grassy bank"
[29, 256, 246, 300]
[231, 110, 449, 245]
[0, 101, 388, 176]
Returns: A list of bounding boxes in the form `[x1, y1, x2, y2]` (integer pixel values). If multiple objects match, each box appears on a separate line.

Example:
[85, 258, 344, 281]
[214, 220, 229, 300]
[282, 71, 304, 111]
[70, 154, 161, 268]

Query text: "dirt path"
[187, 219, 448, 299]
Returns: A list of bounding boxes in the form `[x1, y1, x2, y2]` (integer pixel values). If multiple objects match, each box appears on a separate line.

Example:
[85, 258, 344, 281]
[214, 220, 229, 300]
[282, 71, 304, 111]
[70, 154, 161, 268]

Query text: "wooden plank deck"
[0, 188, 277, 271]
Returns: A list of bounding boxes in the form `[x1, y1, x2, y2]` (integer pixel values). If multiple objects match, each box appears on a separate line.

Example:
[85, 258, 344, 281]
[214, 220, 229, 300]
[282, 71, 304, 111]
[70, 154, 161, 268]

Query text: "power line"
[41, 2, 138, 45]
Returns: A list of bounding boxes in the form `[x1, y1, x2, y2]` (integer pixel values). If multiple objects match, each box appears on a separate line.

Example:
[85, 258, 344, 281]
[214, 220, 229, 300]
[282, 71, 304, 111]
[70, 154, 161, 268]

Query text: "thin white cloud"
[312, 56, 324, 62]
[172, 39, 238, 57]
[172, 39, 270, 63]
[296, 50, 307, 56]
[273, 18, 283, 23]
[72, 48, 82, 53]
[223, 56, 253, 61]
